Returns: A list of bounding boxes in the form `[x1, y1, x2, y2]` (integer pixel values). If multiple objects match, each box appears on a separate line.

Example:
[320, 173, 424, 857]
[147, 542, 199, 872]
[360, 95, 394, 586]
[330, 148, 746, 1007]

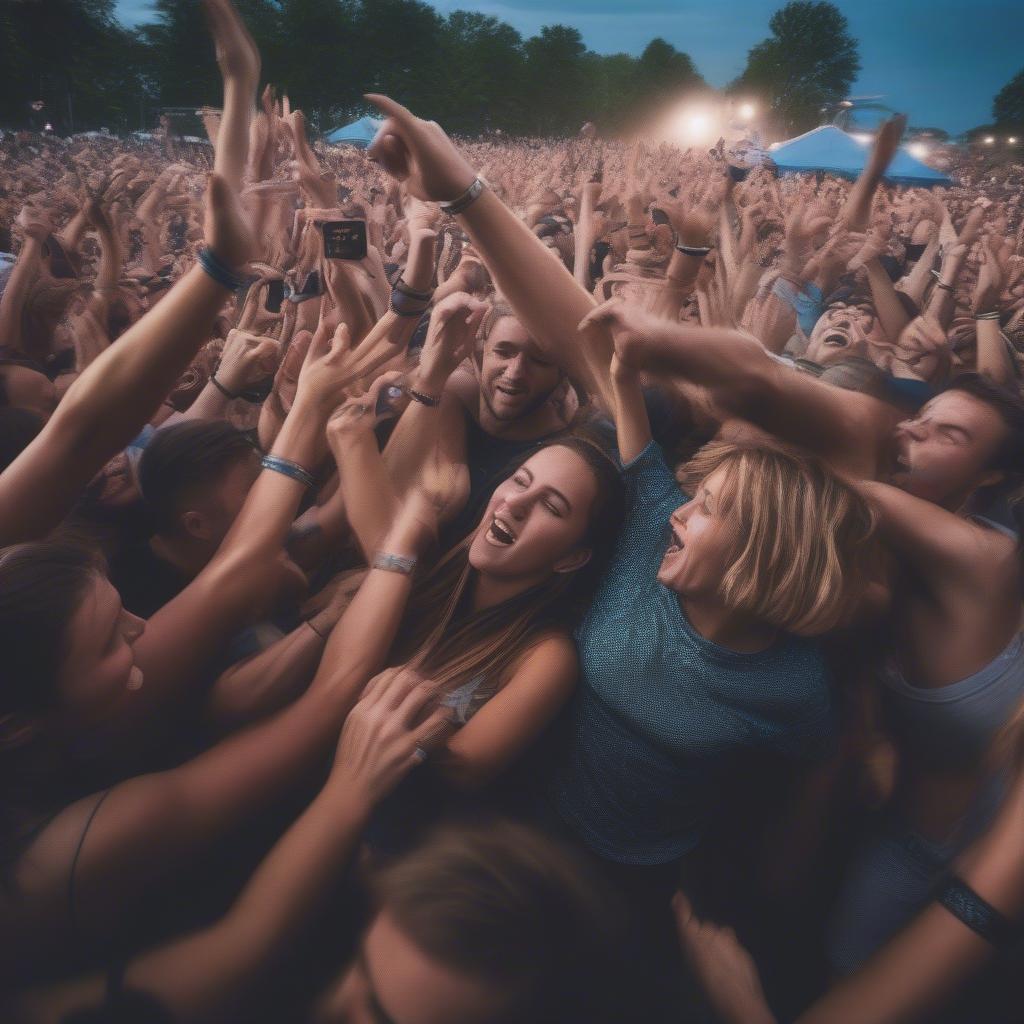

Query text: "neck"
[149, 533, 215, 579]
[681, 595, 778, 654]
[476, 395, 565, 442]
[469, 569, 546, 613]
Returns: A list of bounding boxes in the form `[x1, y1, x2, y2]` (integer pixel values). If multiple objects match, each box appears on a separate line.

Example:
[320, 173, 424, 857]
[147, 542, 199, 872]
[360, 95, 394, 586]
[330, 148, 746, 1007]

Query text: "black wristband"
[934, 875, 1016, 947]
[210, 374, 240, 400]
[406, 387, 441, 407]
[198, 248, 246, 291]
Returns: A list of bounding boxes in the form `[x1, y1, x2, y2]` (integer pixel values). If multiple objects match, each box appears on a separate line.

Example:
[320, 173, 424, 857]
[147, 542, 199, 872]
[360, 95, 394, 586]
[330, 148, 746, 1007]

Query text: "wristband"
[930, 270, 953, 292]
[198, 247, 246, 292]
[934, 875, 1016, 948]
[406, 387, 441, 408]
[306, 618, 327, 640]
[390, 287, 432, 318]
[439, 177, 485, 216]
[210, 374, 240, 400]
[393, 277, 434, 301]
[261, 454, 316, 489]
[974, 310, 1001, 320]
[676, 244, 712, 258]
[372, 551, 417, 576]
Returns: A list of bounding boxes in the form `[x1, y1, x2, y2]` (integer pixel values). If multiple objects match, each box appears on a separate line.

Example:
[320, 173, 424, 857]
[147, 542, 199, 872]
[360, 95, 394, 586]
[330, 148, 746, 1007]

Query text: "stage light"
[983, 136, 995, 145]
[1009, 137, 1019, 145]
[738, 103, 756, 121]
[44, 122, 53, 132]
[907, 142, 929, 159]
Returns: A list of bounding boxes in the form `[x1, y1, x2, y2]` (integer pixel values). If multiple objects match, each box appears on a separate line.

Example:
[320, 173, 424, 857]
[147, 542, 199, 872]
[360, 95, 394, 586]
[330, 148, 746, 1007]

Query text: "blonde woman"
[547, 335, 877, 873]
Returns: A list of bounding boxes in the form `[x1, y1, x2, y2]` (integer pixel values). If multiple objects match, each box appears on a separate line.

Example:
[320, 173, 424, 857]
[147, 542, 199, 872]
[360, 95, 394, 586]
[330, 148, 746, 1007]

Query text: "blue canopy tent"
[768, 125, 949, 187]
[323, 115, 383, 148]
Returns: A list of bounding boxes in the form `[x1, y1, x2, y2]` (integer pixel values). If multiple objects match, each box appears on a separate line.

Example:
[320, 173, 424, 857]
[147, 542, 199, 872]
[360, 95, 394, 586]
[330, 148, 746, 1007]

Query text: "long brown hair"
[394, 436, 625, 692]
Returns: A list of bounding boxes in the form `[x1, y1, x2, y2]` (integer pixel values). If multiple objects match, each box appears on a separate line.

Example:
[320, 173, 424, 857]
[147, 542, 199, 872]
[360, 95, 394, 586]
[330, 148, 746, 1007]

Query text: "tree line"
[2, 0, 1020, 140]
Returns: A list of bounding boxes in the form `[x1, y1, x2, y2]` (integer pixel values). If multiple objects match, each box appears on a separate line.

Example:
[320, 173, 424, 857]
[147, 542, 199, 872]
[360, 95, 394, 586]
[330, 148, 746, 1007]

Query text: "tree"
[430, 12, 526, 132]
[993, 68, 1024, 128]
[523, 25, 590, 135]
[0, 0, 144, 131]
[732, 1, 860, 135]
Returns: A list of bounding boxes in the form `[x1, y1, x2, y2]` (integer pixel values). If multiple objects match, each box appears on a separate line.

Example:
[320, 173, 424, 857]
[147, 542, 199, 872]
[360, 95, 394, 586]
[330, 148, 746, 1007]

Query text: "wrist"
[412, 369, 447, 398]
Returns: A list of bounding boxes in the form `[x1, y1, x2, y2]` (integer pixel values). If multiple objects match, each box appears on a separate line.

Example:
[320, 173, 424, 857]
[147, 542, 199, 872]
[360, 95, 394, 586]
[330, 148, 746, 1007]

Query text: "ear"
[181, 509, 212, 541]
[553, 547, 592, 575]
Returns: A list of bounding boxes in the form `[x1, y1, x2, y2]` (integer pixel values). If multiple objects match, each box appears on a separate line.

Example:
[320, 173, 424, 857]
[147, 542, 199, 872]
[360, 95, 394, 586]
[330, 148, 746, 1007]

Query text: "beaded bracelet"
[261, 454, 316, 489]
[406, 387, 441, 408]
[198, 247, 246, 292]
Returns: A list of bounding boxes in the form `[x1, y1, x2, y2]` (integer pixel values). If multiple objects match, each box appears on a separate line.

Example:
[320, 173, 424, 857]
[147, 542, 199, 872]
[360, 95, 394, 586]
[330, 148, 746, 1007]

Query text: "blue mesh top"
[550, 441, 837, 865]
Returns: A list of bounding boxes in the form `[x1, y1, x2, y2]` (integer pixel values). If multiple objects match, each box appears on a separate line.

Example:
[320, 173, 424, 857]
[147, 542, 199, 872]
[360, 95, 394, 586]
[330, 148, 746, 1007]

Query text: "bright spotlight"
[43, 122, 53, 132]
[1009, 137, 1019, 145]
[983, 136, 996, 144]
[907, 142, 929, 159]
[738, 103, 756, 121]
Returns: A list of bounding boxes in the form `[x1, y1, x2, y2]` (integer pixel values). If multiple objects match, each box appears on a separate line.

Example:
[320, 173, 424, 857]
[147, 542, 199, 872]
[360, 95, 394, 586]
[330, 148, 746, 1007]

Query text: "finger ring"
[412, 745, 429, 764]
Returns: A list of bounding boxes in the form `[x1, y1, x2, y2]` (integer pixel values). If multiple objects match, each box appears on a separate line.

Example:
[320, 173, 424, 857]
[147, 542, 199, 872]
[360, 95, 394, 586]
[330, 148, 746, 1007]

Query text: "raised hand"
[217, 328, 280, 393]
[328, 667, 451, 807]
[415, 291, 486, 395]
[365, 95, 477, 203]
[890, 313, 951, 384]
[16, 204, 52, 242]
[972, 239, 1006, 315]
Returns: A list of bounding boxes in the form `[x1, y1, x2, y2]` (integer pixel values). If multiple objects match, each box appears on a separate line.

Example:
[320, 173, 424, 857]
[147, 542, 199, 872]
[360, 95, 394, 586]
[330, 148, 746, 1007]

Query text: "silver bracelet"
[372, 551, 417, 576]
[439, 177, 485, 216]
[974, 310, 1001, 321]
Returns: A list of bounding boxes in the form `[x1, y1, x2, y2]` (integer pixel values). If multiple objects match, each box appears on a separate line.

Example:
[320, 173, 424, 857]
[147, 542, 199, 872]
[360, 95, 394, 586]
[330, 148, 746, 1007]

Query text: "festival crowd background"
[1, 1, 1024, 1022]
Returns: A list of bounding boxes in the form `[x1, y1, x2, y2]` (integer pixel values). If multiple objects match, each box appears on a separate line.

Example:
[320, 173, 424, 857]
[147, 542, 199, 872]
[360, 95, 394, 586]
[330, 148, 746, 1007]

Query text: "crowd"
[1, 2, 1023, 1021]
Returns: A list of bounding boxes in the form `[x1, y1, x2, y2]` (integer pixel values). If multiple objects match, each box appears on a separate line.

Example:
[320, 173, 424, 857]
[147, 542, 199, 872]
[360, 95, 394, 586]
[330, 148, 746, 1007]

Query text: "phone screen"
[265, 278, 285, 313]
[322, 220, 368, 261]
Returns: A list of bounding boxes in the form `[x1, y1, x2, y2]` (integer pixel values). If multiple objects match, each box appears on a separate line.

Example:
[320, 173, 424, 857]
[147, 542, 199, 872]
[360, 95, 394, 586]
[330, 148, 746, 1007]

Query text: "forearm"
[865, 259, 912, 343]
[94, 222, 122, 293]
[130, 784, 368, 1024]
[798, 798, 1024, 1024]
[458, 189, 613, 409]
[649, 250, 702, 321]
[0, 266, 233, 545]
[56, 207, 90, 252]
[213, 394, 325, 570]
[611, 368, 652, 463]
[975, 318, 1015, 386]
[204, 622, 325, 733]
[180, 378, 233, 422]
[334, 430, 399, 561]
[899, 236, 940, 306]
[0, 236, 42, 353]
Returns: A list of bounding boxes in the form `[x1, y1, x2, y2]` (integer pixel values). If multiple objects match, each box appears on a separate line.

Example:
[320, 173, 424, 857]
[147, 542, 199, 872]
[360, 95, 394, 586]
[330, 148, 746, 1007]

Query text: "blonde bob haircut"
[677, 440, 877, 636]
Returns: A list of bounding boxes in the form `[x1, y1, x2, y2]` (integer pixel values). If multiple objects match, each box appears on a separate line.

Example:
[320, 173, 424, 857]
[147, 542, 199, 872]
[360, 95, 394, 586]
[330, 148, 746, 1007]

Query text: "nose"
[897, 418, 927, 441]
[503, 488, 531, 521]
[505, 353, 528, 380]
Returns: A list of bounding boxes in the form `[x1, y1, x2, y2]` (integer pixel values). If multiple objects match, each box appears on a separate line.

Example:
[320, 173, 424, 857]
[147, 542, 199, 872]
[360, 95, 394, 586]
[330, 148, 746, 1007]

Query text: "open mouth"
[494, 382, 526, 399]
[664, 524, 684, 556]
[485, 514, 517, 546]
[823, 333, 849, 348]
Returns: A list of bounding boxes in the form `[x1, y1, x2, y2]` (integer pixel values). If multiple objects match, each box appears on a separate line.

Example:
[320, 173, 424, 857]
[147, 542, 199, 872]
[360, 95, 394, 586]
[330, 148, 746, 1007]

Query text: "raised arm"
[366, 95, 615, 410]
[0, 208, 49, 355]
[0, 0, 260, 545]
[580, 299, 889, 477]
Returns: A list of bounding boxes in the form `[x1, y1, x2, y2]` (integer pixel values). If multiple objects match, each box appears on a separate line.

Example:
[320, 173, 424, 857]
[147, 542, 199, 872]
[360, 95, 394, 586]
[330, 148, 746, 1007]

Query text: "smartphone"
[265, 278, 285, 313]
[322, 220, 368, 261]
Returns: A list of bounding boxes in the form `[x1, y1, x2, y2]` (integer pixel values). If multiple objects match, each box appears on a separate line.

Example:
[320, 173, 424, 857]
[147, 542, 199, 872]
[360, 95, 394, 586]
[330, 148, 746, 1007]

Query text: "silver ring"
[412, 745, 429, 764]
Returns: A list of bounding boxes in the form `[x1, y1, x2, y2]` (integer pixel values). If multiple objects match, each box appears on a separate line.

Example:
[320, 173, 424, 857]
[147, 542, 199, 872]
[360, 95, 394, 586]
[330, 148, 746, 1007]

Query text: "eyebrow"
[517, 465, 572, 513]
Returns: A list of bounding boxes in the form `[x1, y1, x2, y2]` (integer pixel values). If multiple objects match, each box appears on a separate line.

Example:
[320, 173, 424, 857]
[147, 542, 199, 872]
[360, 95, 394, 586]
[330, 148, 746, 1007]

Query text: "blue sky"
[113, 0, 1021, 134]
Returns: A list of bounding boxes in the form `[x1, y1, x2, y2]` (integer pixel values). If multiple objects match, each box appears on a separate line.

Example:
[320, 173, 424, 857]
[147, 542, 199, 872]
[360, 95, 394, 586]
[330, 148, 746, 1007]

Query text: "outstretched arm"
[366, 95, 616, 410]
[581, 299, 889, 477]
[0, 0, 260, 546]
